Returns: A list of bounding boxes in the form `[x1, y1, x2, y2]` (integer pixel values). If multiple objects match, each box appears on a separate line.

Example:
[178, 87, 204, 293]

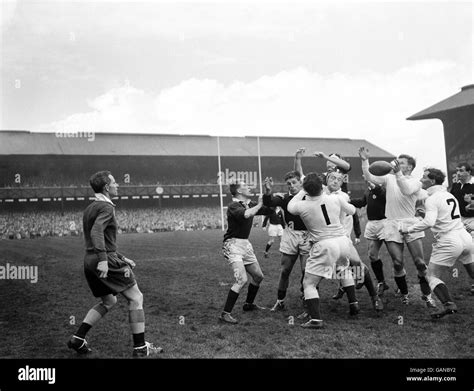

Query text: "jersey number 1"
[446, 198, 460, 220]
[321, 204, 331, 225]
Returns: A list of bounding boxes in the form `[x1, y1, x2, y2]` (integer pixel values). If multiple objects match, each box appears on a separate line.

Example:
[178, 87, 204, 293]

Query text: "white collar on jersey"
[232, 197, 251, 206]
[427, 185, 446, 196]
[94, 193, 116, 206]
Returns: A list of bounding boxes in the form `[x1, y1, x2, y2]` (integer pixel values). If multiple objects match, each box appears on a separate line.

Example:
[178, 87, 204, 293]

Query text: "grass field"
[0, 227, 473, 359]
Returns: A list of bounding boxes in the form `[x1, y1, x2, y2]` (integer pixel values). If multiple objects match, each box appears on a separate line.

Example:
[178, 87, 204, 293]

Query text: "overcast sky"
[1, 0, 472, 177]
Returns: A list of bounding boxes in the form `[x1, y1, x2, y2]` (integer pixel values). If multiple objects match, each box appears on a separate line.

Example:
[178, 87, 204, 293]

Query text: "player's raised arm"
[263, 177, 284, 207]
[244, 195, 264, 219]
[287, 189, 306, 215]
[315, 151, 351, 172]
[359, 147, 386, 186]
[294, 148, 305, 177]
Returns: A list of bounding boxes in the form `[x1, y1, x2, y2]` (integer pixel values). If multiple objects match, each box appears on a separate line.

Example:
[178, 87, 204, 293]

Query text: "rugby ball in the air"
[368, 160, 393, 176]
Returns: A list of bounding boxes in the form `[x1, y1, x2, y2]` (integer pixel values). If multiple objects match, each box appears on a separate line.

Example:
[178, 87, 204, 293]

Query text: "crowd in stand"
[0, 207, 224, 240]
[0, 177, 217, 188]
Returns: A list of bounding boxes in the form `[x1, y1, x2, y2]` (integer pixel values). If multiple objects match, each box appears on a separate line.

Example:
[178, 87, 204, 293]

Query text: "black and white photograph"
[0, 0, 473, 388]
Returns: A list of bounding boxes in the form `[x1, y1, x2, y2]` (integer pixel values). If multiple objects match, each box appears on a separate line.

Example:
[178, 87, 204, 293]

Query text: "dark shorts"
[84, 252, 137, 297]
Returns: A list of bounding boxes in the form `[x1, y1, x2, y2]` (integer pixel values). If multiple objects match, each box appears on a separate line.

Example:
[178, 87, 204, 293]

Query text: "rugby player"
[68, 171, 162, 357]
[288, 172, 359, 328]
[450, 163, 474, 280]
[350, 177, 390, 296]
[263, 148, 311, 313]
[400, 168, 474, 317]
[326, 172, 383, 312]
[219, 181, 272, 324]
[359, 147, 436, 308]
[262, 206, 285, 258]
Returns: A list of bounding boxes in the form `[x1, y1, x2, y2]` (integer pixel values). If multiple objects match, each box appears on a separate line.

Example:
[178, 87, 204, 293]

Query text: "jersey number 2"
[321, 204, 331, 225]
[446, 198, 460, 220]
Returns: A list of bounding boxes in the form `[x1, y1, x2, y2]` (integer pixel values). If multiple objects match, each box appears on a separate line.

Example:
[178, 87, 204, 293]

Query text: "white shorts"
[222, 238, 258, 266]
[305, 236, 351, 278]
[268, 224, 284, 237]
[384, 218, 425, 243]
[279, 228, 311, 256]
[364, 219, 386, 241]
[430, 229, 473, 267]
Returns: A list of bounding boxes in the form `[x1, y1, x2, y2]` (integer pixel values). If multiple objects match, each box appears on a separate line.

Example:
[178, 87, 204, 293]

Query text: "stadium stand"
[0, 206, 225, 240]
[0, 131, 394, 204]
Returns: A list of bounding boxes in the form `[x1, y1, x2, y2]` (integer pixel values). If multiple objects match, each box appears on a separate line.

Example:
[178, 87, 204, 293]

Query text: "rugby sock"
[132, 332, 145, 348]
[223, 289, 239, 313]
[394, 276, 408, 295]
[433, 284, 452, 305]
[79, 303, 109, 334]
[75, 323, 92, 339]
[129, 309, 145, 345]
[305, 298, 321, 320]
[277, 289, 286, 300]
[245, 283, 260, 304]
[265, 243, 272, 252]
[371, 259, 385, 283]
[344, 285, 357, 304]
[363, 268, 377, 297]
[418, 276, 431, 296]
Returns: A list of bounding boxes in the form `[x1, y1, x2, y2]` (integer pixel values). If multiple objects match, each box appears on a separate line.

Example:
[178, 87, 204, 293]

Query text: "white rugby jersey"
[288, 189, 355, 241]
[325, 188, 353, 236]
[407, 185, 465, 236]
[362, 160, 425, 220]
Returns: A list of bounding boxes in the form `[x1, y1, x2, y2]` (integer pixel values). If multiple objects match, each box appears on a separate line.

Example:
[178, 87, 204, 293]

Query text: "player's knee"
[281, 265, 292, 279]
[102, 295, 117, 309]
[129, 290, 144, 308]
[368, 250, 378, 262]
[234, 272, 248, 290]
[415, 260, 427, 273]
[253, 272, 264, 285]
[392, 256, 403, 268]
[393, 262, 404, 273]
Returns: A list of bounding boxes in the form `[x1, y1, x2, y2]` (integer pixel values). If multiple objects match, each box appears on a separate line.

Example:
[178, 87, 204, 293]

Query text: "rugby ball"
[368, 160, 393, 176]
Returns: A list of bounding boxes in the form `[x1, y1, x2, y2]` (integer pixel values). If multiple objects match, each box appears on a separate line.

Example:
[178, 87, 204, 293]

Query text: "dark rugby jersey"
[223, 200, 272, 242]
[83, 200, 125, 262]
[450, 181, 474, 218]
[350, 185, 386, 221]
[263, 209, 285, 227]
[263, 193, 307, 230]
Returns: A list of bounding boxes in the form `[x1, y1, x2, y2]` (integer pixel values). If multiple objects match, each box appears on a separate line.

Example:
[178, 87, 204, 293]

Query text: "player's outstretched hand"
[391, 159, 401, 173]
[123, 257, 136, 269]
[264, 177, 273, 192]
[295, 148, 305, 159]
[464, 193, 472, 203]
[354, 238, 361, 246]
[358, 147, 369, 161]
[97, 260, 108, 278]
[314, 151, 328, 159]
